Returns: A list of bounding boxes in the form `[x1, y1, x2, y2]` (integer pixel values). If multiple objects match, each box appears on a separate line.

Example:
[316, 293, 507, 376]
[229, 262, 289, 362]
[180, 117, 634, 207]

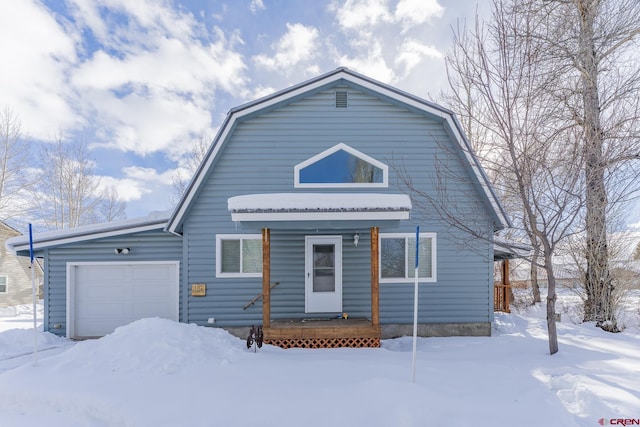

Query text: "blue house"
[7, 68, 510, 347]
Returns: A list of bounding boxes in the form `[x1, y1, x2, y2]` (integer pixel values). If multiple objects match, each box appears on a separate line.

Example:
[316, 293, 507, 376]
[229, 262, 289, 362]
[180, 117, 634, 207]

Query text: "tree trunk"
[544, 255, 559, 355]
[530, 241, 541, 304]
[577, 0, 616, 329]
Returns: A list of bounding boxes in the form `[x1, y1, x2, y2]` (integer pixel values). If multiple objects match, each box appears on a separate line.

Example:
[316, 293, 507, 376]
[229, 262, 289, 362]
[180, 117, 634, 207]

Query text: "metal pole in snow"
[29, 224, 38, 366]
[411, 226, 419, 382]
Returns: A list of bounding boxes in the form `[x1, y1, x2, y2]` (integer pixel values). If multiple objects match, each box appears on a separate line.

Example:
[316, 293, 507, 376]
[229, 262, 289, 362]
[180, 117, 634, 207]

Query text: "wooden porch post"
[501, 259, 511, 313]
[262, 227, 271, 328]
[370, 226, 380, 327]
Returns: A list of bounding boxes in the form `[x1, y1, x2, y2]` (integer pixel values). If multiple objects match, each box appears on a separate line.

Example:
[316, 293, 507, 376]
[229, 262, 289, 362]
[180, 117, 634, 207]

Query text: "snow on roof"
[494, 238, 531, 260]
[228, 193, 411, 223]
[5, 210, 172, 252]
[228, 193, 411, 212]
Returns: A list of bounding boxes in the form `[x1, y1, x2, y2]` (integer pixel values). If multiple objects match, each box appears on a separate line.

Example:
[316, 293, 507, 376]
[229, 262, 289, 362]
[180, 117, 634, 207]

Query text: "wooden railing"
[494, 284, 511, 313]
[243, 282, 280, 310]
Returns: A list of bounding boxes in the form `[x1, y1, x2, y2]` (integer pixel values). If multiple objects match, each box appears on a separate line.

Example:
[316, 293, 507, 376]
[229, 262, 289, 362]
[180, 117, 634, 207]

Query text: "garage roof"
[5, 210, 172, 253]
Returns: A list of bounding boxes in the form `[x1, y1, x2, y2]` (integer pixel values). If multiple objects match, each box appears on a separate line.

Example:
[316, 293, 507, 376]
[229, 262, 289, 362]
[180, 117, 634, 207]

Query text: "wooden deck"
[263, 318, 381, 348]
[259, 227, 382, 349]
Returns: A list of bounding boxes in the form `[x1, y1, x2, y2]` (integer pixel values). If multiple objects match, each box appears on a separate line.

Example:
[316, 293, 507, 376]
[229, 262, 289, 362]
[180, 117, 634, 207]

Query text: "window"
[294, 143, 388, 188]
[379, 233, 436, 282]
[216, 235, 262, 278]
[0, 275, 7, 293]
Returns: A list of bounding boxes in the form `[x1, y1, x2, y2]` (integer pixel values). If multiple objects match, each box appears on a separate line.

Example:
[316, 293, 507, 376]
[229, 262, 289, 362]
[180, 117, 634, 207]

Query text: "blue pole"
[29, 223, 38, 365]
[29, 223, 34, 263]
[411, 225, 419, 382]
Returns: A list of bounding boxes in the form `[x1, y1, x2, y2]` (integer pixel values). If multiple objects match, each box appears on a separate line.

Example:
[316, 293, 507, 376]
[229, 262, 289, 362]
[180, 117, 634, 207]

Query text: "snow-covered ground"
[0, 290, 639, 427]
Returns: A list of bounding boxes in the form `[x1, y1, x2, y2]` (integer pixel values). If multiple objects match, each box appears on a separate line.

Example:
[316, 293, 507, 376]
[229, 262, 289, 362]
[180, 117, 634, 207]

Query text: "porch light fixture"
[353, 233, 360, 247]
[114, 248, 130, 255]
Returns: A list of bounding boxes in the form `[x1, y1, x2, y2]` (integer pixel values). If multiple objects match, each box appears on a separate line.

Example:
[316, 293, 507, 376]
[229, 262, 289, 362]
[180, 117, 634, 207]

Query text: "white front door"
[305, 236, 342, 313]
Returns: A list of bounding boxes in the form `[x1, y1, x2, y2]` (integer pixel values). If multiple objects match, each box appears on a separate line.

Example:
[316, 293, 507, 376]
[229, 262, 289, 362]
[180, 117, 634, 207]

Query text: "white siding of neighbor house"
[0, 223, 41, 308]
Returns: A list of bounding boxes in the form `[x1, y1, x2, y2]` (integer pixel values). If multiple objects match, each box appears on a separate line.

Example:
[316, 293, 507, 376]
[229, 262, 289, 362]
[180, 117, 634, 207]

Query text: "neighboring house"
[1, 222, 42, 308]
[7, 68, 510, 347]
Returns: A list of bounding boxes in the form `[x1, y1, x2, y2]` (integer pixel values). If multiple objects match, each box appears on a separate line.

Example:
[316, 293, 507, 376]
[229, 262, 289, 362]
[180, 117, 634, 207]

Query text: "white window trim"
[379, 232, 437, 283]
[216, 234, 262, 278]
[294, 143, 388, 188]
[0, 274, 7, 293]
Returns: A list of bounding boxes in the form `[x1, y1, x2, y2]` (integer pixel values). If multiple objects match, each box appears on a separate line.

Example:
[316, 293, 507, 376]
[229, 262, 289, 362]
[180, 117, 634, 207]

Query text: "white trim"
[293, 143, 388, 188]
[66, 261, 180, 339]
[231, 210, 409, 222]
[0, 274, 7, 293]
[215, 234, 262, 278]
[9, 223, 166, 252]
[379, 232, 437, 283]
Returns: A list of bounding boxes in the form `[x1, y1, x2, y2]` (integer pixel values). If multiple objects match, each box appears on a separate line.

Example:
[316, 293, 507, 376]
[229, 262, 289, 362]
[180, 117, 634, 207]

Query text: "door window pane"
[313, 244, 335, 292]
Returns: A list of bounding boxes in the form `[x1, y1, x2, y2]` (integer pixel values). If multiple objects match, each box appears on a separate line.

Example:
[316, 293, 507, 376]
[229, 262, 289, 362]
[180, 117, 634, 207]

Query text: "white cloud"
[97, 175, 148, 202]
[327, 0, 447, 87]
[96, 165, 176, 204]
[395, 39, 443, 73]
[253, 23, 319, 71]
[63, 4, 247, 157]
[330, 0, 392, 29]
[87, 87, 213, 159]
[395, 0, 444, 29]
[0, 0, 80, 140]
[335, 41, 396, 83]
[250, 0, 265, 13]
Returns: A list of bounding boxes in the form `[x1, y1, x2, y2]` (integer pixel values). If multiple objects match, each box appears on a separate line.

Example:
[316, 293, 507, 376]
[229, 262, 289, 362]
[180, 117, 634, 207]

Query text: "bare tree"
[0, 107, 31, 221]
[528, 0, 640, 331]
[97, 186, 127, 222]
[32, 135, 125, 230]
[171, 133, 211, 205]
[428, 0, 591, 354]
[634, 241, 640, 261]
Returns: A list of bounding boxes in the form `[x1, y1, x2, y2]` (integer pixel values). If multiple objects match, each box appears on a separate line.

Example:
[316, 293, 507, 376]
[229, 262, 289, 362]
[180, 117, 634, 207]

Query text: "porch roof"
[228, 193, 411, 223]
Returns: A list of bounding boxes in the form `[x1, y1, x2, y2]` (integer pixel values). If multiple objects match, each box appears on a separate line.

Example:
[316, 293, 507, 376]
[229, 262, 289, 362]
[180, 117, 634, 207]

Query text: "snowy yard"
[0, 290, 639, 427]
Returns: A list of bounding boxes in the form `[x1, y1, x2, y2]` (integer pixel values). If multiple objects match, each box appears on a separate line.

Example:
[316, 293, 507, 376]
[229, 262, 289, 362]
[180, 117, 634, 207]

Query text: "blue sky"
[4, 0, 637, 229]
[3, 0, 487, 219]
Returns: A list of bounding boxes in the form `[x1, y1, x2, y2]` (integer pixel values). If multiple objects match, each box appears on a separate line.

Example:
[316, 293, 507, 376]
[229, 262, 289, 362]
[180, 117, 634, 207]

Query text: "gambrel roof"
[166, 67, 510, 234]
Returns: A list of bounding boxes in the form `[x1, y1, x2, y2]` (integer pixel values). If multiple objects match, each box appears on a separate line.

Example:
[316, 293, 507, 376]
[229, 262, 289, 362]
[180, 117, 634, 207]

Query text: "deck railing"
[494, 284, 511, 313]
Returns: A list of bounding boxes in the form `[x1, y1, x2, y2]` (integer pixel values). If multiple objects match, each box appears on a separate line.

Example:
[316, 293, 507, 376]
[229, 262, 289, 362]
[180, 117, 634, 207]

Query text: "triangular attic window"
[294, 143, 388, 188]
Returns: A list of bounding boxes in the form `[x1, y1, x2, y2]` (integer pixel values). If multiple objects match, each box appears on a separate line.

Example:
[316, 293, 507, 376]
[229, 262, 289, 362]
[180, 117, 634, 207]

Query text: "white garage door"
[68, 262, 179, 338]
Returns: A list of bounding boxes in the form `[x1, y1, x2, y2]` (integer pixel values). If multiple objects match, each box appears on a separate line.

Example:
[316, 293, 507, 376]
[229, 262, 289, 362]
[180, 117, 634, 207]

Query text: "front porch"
[260, 227, 382, 349]
[264, 318, 381, 348]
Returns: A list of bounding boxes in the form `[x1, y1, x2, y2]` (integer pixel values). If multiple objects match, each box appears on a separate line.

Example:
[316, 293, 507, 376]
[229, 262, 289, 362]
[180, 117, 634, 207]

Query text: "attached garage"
[67, 261, 179, 339]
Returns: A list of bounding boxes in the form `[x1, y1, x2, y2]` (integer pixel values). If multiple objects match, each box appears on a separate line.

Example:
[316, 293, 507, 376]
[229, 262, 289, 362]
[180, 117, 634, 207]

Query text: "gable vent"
[335, 91, 348, 108]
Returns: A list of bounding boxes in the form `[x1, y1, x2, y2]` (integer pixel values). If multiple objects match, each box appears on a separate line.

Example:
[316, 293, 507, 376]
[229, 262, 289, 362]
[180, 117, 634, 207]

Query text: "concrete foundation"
[382, 322, 492, 338]
[221, 322, 492, 340]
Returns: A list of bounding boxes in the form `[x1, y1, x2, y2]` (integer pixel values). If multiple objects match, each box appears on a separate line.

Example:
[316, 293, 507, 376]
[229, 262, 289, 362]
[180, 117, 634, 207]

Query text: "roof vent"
[335, 91, 348, 108]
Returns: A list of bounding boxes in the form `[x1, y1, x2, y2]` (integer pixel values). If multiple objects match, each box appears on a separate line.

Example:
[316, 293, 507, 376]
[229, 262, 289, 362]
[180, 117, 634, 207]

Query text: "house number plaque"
[191, 283, 206, 297]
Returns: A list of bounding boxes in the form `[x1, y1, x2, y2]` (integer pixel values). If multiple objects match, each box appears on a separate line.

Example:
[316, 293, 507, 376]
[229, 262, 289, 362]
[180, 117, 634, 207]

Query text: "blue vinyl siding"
[181, 82, 494, 327]
[43, 229, 182, 337]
